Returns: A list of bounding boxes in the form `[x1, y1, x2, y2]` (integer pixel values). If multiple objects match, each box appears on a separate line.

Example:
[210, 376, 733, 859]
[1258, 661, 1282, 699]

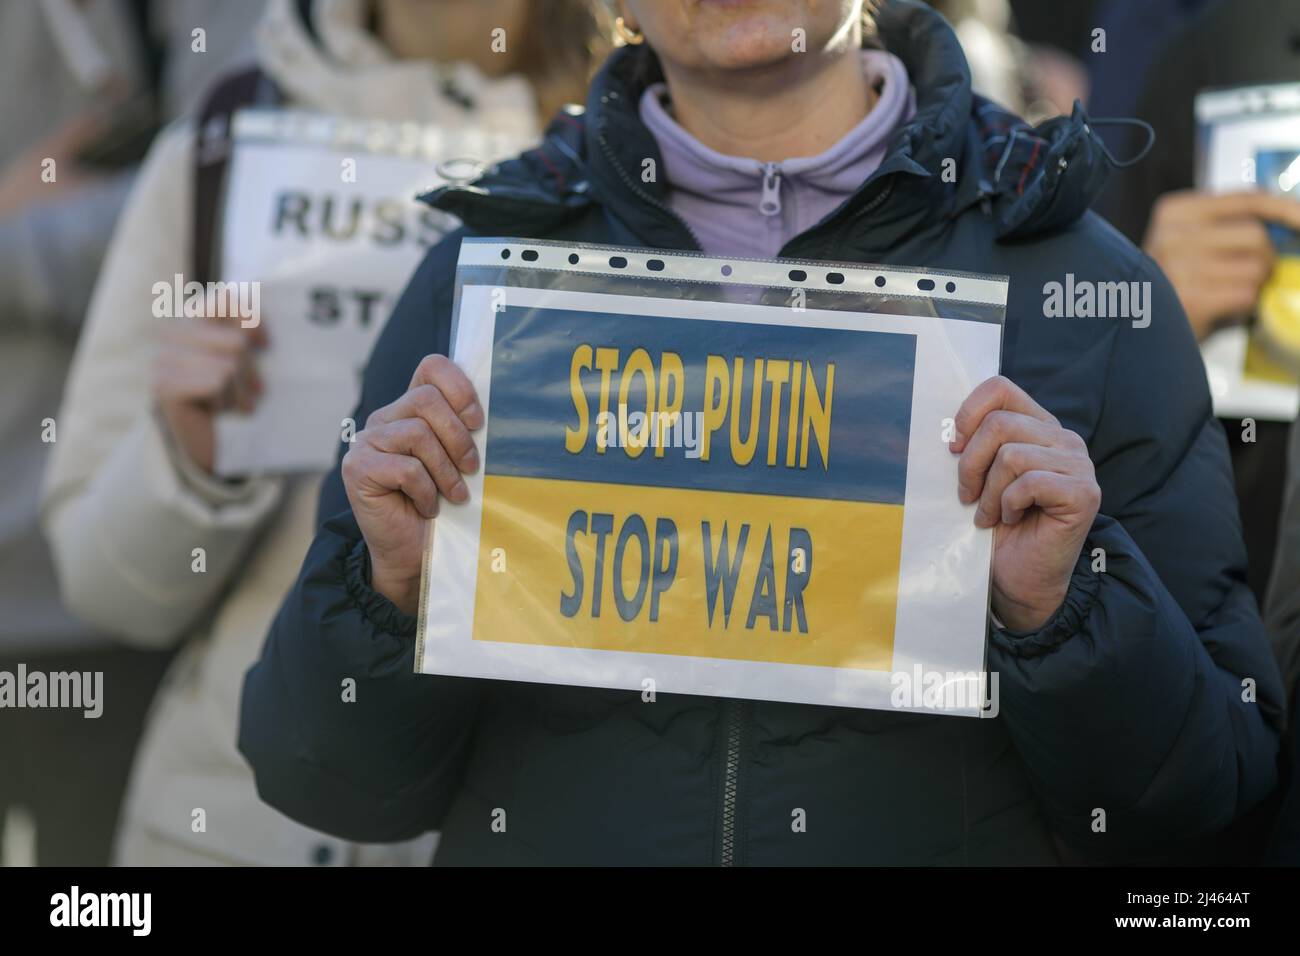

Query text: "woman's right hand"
[154, 317, 265, 474]
[342, 354, 483, 614]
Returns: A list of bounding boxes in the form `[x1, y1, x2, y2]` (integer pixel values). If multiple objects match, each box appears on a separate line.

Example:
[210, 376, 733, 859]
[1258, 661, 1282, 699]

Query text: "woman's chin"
[695, 27, 807, 74]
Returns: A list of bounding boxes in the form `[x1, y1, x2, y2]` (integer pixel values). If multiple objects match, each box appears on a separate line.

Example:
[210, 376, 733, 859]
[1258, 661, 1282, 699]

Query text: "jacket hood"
[254, 0, 538, 132]
[429, 0, 1113, 247]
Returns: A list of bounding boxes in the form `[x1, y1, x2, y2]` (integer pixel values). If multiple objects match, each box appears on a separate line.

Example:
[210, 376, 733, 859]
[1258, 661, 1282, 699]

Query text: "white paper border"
[419, 283, 1000, 715]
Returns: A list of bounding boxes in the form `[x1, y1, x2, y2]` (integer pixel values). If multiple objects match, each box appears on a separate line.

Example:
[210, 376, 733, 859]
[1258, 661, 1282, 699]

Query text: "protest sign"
[212, 109, 527, 475]
[417, 239, 1006, 715]
[1195, 83, 1300, 421]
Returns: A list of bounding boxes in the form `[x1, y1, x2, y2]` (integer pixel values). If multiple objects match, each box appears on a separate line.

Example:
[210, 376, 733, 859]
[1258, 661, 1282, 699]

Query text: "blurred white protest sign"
[213, 108, 525, 475]
[1196, 83, 1300, 422]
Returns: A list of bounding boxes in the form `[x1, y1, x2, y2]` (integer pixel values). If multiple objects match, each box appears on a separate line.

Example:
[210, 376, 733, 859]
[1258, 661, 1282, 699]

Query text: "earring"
[614, 16, 645, 45]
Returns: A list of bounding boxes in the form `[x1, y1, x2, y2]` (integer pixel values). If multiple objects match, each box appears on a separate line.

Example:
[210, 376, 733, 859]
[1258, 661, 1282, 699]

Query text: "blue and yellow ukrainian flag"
[471, 305, 916, 672]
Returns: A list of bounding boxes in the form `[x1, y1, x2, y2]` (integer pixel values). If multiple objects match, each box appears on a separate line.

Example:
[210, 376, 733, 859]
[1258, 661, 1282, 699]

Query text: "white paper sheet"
[212, 108, 528, 474]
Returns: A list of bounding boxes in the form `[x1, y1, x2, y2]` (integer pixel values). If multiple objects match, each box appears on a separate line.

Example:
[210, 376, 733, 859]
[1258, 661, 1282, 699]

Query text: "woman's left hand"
[951, 375, 1102, 632]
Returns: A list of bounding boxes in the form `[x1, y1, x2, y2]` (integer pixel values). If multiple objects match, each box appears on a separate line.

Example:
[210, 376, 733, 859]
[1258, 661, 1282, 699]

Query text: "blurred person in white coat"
[40, 0, 608, 866]
[0, 0, 260, 867]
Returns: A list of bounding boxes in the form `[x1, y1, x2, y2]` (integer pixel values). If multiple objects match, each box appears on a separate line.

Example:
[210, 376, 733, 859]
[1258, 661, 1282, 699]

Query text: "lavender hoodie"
[639, 50, 916, 259]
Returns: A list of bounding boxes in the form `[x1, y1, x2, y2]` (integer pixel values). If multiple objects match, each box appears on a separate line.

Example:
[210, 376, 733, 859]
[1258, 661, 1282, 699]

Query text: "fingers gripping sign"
[950, 376, 1101, 632]
[342, 354, 485, 613]
[154, 306, 269, 474]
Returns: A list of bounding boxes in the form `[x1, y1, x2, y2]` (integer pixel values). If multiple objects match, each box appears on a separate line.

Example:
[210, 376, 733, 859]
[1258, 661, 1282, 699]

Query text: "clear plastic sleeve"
[417, 237, 1006, 716]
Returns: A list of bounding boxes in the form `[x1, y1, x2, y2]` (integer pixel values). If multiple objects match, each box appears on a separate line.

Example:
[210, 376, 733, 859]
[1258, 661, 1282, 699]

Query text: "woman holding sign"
[41, 0, 608, 866]
[243, 0, 1285, 864]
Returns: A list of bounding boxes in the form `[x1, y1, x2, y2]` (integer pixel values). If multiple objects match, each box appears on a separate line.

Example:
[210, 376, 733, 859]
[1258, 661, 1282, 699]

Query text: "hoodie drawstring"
[1085, 116, 1157, 169]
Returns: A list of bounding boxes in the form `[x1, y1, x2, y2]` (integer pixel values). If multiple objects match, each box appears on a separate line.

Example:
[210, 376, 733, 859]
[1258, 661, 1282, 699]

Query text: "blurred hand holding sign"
[1196, 83, 1300, 421]
[1255, 149, 1300, 372]
[417, 239, 1006, 715]
[213, 109, 528, 475]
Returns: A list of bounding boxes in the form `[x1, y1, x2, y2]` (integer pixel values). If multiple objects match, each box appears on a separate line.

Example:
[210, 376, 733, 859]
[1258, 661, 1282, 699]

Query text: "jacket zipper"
[799, 179, 896, 259]
[596, 122, 906, 869]
[718, 698, 747, 866]
[597, 128, 705, 251]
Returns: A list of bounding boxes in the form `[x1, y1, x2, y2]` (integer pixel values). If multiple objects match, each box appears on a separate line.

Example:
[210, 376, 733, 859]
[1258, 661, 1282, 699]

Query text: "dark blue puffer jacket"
[239, 0, 1284, 864]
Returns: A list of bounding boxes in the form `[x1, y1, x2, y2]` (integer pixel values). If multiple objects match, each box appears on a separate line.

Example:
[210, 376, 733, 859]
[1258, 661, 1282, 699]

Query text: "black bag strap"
[192, 67, 283, 283]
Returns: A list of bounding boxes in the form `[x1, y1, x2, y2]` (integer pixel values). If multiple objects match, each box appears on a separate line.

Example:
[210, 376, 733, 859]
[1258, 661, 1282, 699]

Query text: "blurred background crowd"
[1, 0, 1298, 866]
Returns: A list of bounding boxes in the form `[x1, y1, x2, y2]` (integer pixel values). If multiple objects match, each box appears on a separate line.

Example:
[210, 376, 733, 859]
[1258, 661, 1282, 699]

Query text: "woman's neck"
[660, 46, 874, 162]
